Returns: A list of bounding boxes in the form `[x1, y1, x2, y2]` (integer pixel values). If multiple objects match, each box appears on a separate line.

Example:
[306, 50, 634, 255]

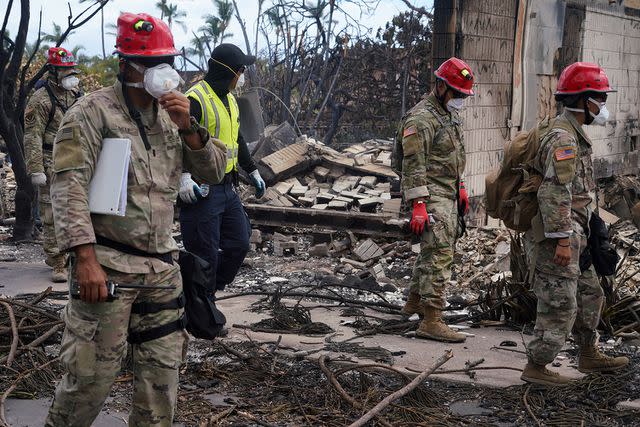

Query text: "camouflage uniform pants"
[525, 221, 604, 365]
[40, 161, 66, 267]
[45, 263, 187, 427]
[409, 196, 458, 310]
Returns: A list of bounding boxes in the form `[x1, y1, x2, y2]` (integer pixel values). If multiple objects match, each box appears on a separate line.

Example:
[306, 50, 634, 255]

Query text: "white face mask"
[125, 62, 183, 98]
[588, 97, 609, 126]
[446, 97, 465, 112]
[61, 75, 79, 91]
[236, 72, 245, 88]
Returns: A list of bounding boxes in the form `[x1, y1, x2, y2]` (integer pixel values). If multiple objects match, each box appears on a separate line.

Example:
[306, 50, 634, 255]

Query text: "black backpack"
[179, 250, 227, 339]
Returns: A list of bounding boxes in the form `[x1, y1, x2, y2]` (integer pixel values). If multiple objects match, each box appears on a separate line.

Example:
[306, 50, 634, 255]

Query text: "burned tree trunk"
[0, 0, 107, 241]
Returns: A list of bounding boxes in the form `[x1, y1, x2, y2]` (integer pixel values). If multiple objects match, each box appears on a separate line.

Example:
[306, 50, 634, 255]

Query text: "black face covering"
[204, 58, 238, 98]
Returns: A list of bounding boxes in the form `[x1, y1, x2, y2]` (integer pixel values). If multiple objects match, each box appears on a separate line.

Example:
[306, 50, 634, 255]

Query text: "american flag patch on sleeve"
[403, 126, 417, 138]
[555, 147, 575, 161]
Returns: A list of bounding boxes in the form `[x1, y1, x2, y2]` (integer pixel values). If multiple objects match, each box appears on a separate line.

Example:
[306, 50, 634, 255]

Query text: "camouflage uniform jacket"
[398, 94, 466, 201]
[534, 110, 597, 238]
[51, 81, 228, 274]
[24, 81, 77, 176]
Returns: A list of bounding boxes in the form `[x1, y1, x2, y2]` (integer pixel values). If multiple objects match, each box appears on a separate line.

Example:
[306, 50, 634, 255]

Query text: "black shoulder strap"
[118, 75, 152, 150]
[43, 83, 58, 136]
[127, 313, 186, 344]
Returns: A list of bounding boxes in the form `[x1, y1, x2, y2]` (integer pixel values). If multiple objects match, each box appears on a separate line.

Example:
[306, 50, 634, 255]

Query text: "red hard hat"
[434, 57, 475, 96]
[47, 47, 77, 67]
[114, 12, 179, 57]
[555, 62, 616, 95]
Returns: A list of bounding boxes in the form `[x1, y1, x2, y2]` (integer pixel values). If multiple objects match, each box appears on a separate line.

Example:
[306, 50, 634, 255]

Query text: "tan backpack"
[485, 117, 574, 231]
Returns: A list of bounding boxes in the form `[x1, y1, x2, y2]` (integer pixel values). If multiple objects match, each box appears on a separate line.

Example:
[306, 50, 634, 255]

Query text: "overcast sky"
[5, 0, 432, 59]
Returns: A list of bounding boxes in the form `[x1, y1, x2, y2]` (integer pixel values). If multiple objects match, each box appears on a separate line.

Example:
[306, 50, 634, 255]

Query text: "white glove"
[179, 172, 199, 204]
[31, 172, 47, 186]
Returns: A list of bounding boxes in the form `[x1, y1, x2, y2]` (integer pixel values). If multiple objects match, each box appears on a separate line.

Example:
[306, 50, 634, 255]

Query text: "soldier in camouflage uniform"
[521, 63, 629, 386]
[397, 58, 473, 343]
[24, 47, 80, 282]
[45, 13, 227, 426]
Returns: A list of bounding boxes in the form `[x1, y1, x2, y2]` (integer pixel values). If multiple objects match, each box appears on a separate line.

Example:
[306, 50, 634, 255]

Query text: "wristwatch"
[178, 116, 200, 135]
[178, 116, 209, 142]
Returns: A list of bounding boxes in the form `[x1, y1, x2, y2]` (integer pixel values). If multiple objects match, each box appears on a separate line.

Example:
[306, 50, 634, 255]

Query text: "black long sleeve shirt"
[189, 94, 257, 175]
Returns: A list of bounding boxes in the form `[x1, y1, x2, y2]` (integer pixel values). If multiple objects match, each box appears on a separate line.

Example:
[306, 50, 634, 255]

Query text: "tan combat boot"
[50, 256, 68, 283]
[578, 345, 629, 373]
[520, 362, 572, 386]
[415, 305, 466, 342]
[401, 291, 423, 318]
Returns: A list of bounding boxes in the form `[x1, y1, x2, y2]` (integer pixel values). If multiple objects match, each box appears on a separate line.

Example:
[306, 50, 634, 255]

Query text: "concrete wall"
[431, 0, 640, 206]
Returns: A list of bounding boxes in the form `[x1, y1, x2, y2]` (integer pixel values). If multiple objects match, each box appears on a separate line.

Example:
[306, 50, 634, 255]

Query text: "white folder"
[88, 138, 131, 216]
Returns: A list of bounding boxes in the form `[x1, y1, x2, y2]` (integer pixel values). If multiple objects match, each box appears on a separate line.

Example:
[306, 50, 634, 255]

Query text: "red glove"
[410, 200, 429, 235]
[458, 181, 469, 215]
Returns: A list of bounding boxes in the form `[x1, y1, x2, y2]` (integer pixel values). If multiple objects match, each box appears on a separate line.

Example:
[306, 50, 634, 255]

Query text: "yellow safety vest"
[186, 80, 239, 173]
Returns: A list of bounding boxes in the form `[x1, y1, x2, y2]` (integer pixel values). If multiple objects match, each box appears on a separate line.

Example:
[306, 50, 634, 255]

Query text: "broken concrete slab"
[358, 197, 381, 213]
[259, 142, 319, 184]
[353, 238, 384, 262]
[290, 185, 309, 197]
[297, 197, 316, 207]
[313, 165, 331, 182]
[272, 181, 294, 195]
[359, 176, 378, 188]
[316, 192, 335, 203]
[311, 204, 328, 210]
[327, 200, 349, 210]
[250, 229, 262, 244]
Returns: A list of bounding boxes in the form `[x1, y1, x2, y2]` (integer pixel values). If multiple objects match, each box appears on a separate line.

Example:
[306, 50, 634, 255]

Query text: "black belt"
[95, 235, 174, 265]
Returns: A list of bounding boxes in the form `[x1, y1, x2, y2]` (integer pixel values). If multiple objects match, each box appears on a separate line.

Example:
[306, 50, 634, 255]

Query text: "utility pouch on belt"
[179, 250, 227, 340]
[586, 213, 619, 276]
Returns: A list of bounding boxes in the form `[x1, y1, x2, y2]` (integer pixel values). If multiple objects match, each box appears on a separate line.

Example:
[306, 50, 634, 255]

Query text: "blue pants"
[179, 183, 251, 292]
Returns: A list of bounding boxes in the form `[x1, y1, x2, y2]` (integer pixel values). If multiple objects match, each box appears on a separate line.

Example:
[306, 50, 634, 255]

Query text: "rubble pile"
[243, 123, 402, 217]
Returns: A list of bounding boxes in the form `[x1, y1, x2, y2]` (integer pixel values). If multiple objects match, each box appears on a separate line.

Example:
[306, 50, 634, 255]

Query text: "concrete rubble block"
[304, 188, 319, 199]
[297, 196, 316, 207]
[313, 166, 331, 182]
[283, 177, 302, 187]
[250, 229, 262, 244]
[273, 232, 289, 242]
[358, 197, 381, 213]
[364, 189, 382, 197]
[343, 143, 368, 156]
[353, 238, 384, 262]
[371, 263, 386, 279]
[290, 185, 309, 197]
[375, 151, 392, 166]
[274, 239, 298, 256]
[308, 243, 330, 257]
[341, 190, 367, 200]
[327, 165, 346, 180]
[332, 237, 352, 253]
[272, 181, 294, 195]
[354, 154, 374, 165]
[375, 182, 391, 192]
[311, 203, 328, 210]
[380, 192, 392, 200]
[316, 192, 335, 203]
[359, 176, 378, 188]
[327, 200, 349, 210]
[259, 142, 317, 184]
[333, 196, 354, 206]
[383, 198, 402, 217]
